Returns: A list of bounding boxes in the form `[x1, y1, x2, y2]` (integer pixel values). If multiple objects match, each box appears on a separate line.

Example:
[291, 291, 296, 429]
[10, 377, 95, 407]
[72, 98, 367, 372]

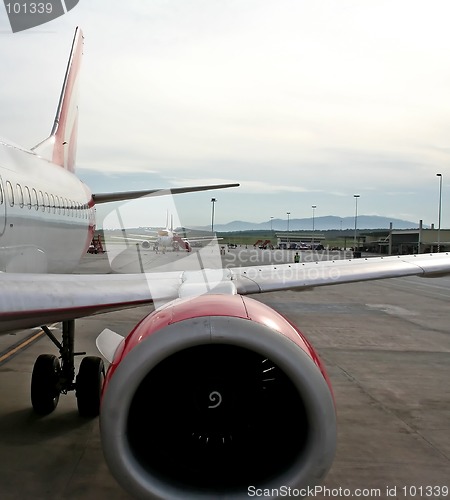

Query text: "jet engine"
[99, 294, 337, 499]
[140, 240, 151, 249]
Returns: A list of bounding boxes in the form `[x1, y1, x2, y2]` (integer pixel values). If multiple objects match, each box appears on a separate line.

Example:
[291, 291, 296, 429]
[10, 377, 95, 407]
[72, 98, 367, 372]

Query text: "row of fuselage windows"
[0, 180, 93, 219]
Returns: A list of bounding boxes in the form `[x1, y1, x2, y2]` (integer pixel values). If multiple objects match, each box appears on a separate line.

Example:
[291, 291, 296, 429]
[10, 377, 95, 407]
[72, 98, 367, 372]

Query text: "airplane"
[111, 212, 217, 252]
[2, 27, 450, 499]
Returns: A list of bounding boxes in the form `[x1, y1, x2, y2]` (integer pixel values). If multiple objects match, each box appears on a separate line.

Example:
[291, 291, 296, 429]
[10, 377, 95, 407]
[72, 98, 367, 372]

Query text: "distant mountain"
[194, 215, 423, 232]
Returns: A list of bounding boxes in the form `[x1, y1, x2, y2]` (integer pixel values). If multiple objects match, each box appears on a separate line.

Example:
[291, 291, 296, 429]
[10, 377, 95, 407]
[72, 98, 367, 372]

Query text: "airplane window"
[6, 181, 14, 207]
[38, 190, 45, 212]
[32, 188, 38, 210]
[16, 184, 24, 208]
[45, 192, 50, 213]
[24, 186, 32, 209]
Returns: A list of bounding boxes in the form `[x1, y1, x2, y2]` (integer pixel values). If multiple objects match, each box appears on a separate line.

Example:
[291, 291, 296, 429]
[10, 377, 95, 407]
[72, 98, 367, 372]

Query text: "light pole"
[353, 194, 360, 250]
[287, 212, 290, 248]
[437, 173, 442, 252]
[270, 216, 274, 232]
[211, 198, 216, 233]
[312, 205, 316, 248]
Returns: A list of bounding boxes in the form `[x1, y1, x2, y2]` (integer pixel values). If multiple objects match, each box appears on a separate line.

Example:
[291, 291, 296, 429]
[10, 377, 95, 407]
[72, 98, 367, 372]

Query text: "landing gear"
[30, 320, 105, 418]
[31, 354, 61, 415]
[76, 356, 105, 417]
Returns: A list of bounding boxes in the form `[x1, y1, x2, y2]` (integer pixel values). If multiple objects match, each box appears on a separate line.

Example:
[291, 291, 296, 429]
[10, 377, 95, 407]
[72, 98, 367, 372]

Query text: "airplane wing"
[230, 252, 450, 293]
[0, 272, 174, 332]
[183, 236, 223, 242]
[1, 252, 449, 334]
[92, 183, 239, 204]
[111, 235, 157, 243]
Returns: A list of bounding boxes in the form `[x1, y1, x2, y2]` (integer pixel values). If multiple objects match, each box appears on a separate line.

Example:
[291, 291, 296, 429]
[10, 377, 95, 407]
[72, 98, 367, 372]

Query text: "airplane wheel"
[31, 354, 61, 415]
[76, 356, 105, 418]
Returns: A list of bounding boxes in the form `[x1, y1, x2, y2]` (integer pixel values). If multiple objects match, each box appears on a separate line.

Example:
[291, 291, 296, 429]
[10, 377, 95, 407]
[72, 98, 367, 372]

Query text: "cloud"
[3, 1, 450, 226]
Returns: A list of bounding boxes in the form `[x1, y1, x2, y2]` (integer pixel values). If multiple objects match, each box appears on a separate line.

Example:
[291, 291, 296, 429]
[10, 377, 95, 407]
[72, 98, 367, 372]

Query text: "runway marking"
[366, 303, 417, 316]
[0, 330, 45, 365]
[373, 276, 450, 300]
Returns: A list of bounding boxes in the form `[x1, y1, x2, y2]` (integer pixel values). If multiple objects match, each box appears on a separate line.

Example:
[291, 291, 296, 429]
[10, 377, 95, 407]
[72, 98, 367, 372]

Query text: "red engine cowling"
[100, 294, 337, 499]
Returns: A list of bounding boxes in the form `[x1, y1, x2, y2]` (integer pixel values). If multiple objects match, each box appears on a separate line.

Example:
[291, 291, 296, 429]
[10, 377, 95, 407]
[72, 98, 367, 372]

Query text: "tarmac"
[0, 247, 449, 499]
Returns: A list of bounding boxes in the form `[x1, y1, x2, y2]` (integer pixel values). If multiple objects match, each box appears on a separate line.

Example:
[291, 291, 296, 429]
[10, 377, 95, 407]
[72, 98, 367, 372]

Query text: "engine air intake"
[127, 344, 308, 490]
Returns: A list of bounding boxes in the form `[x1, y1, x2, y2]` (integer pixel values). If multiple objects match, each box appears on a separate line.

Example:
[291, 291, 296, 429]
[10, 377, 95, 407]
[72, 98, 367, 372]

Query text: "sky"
[1, 1, 450, 230]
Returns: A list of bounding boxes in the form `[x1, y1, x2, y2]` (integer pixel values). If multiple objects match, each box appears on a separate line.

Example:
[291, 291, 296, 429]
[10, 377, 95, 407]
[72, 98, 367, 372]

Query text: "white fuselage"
[156, 230, 175, 248]
[0, 140, 94, 273]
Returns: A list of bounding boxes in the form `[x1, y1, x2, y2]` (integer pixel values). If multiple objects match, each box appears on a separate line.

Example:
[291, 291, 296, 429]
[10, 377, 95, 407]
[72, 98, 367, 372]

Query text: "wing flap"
[231, 253, 450, 293]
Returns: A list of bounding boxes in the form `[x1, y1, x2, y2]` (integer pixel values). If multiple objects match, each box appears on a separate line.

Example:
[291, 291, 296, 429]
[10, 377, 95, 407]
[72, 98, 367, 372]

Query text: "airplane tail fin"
[32, 27, 83, 173]
[165, 211, 174, 231]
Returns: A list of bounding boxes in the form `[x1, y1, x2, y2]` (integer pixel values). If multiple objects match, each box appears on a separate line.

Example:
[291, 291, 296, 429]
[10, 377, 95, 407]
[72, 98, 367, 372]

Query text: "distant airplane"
[112, 212, 217, 252]
[122, 230, 198, 252]
[1, 27, 450, 499]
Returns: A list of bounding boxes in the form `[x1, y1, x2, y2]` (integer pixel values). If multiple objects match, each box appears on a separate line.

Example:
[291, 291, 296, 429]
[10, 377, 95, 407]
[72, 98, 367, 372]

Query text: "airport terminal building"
[359, 223, 450, 254]
[275, 232, 325, 249]
[275, 222, 450, 254]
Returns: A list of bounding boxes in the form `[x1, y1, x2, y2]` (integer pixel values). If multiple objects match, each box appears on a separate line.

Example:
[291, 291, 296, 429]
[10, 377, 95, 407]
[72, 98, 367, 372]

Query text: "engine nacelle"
[99, 294, 336, 499]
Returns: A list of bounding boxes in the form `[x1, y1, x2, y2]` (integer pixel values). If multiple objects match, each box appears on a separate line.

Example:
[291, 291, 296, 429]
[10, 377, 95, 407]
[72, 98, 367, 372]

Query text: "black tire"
[76, 356, 105, 418]
[31, 354, 61, 415]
